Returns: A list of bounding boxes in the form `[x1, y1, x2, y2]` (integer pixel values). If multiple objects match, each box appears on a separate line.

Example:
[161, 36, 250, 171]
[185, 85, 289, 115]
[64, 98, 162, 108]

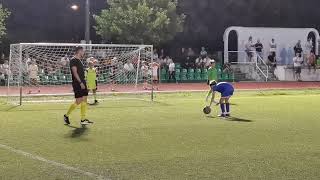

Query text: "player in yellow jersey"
[86, 58, 98, 105]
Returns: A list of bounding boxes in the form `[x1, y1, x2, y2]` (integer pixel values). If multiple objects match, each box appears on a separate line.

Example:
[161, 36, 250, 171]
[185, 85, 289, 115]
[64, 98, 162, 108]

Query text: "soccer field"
[0, 90, 320, 180]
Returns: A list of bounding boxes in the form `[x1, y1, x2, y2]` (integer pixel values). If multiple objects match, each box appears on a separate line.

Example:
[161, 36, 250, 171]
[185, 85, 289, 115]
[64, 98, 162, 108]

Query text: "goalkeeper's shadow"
[64, 125, 90, 139]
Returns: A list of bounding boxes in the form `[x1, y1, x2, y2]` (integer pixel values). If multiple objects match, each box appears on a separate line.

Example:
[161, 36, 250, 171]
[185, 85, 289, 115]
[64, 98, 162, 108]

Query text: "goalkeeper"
[207, 60, 218, 84]
[86, 58, 98, 105]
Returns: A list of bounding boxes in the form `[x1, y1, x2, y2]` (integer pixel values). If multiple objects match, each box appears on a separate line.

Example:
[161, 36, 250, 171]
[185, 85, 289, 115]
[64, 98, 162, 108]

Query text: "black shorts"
[295, 67, 302, 74]
[72, 82, 89, 98]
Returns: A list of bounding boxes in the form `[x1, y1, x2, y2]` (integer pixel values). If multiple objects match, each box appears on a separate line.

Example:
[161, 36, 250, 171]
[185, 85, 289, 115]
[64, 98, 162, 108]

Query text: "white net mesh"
[7, 43, 154, 105]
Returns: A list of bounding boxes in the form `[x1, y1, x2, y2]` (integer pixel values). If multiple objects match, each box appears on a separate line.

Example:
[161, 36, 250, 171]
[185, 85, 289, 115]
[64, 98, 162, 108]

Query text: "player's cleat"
[64, 115, 70, 125]
[84, 119, 94, 124]
[218, 114, 226, 118]
[80, 120, 89, 125]
[225, 114, 231, 117]
[94, 100, 99, 104]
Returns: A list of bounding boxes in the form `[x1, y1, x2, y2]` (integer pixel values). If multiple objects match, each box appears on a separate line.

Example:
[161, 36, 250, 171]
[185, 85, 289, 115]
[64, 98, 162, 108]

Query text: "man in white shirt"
[195, 56, 203, 68]
[245, 36, 254, 62]
[168, 60, 176, 82]
[293, 53, 303, 81]
[28, 61, 40, 94]
[124, 60, 135, 72]
[305, 38, 313, 56]
[203, 56, 212, 68]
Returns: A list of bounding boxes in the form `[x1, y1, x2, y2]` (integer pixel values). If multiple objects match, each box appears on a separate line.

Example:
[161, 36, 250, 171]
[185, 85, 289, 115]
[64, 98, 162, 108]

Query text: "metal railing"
[227, 50, 269, 81]
[255, 52, 269, 82]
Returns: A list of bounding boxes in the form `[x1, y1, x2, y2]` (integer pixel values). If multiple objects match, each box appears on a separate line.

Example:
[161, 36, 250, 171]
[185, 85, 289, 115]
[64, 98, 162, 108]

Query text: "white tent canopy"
[223, 26, 320, 64]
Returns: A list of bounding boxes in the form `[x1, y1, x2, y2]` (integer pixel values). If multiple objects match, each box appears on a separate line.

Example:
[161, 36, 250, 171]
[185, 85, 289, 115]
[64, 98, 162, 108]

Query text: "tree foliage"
[0, 4, 10, 39]
[95, 0, 185, 45]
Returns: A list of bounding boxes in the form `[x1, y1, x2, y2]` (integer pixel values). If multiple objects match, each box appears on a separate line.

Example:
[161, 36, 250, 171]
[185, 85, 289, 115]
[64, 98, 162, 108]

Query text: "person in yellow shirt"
[86, 58, 98, 105]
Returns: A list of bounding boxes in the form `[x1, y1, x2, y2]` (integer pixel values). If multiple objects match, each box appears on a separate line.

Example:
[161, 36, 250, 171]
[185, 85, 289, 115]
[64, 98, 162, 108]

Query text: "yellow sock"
[66, 103, 78, 116]
[80, 102, 87, 120]
[93, 93, 97, 101]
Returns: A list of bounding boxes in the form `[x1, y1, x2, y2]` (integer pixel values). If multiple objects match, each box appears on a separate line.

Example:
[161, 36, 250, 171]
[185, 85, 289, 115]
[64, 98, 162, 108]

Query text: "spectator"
[151, 62, 160, 90]
[141, 61, 149, 90]
[255, 39, 263, 59]
[307, 50, 316, 73]
[269, 38, 277, 60]
[195, 56, 203, 68]
[60, 55, 70, 74]
[203, 56, 212, 68]
[153, 49, 159, 61]
[187, 48, 195, 57]
[294, 40, 303, 56]
[124, 60, 135, 73]
[267, 52, 277, 68]
[305, 38, 313, 55]
[2, 60, 9, 85]
[168, 60, 176, 82]
[28, 61, 40, 94]
[200, 47, 208, 59]
[293, 53, 303, 81]
[124, 60, 135, 82]
[159, 49, 165, 59]
[164, 56, 173, 66]
[245, 36, 254, 62]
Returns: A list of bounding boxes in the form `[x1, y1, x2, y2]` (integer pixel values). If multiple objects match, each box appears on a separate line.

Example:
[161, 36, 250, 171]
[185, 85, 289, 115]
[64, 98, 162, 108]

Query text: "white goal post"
[7, 43, 154, 105]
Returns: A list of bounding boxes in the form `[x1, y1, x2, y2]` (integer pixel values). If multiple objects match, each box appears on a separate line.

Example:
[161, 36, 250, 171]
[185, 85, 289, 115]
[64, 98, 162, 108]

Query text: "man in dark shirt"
[64, 46, 93, 126]
[255, 39, 263, 59]
[294, 40, 303, 55]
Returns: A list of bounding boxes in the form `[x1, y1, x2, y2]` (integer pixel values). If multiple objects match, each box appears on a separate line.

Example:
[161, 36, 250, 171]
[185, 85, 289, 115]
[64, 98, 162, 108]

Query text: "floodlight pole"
[85, 0, 90, 44]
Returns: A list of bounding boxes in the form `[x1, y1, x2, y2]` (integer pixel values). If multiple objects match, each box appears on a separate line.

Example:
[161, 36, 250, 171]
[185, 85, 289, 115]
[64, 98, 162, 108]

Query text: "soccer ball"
[203, 106, 211, 114]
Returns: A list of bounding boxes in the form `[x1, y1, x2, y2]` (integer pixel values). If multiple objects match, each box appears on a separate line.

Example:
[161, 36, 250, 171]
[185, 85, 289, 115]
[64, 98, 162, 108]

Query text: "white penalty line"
[0, 143, 110, 180]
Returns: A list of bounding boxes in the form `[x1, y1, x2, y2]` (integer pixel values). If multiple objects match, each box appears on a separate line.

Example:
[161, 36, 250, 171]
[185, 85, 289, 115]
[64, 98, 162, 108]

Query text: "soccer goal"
[7, 43, 154, 105]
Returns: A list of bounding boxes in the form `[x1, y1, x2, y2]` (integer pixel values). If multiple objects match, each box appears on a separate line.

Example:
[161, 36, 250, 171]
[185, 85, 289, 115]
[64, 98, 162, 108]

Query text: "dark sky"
[2, 0, 320, 51]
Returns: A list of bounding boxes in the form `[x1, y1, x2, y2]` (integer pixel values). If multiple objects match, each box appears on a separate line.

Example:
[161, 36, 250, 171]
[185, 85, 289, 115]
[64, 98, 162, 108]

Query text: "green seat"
[181, 69, 188, 81]
[175, 69, 181, 81]
[194, 69, 202, 81]
[175, 63, 181, 69]
[187, 69, 195, 80]
[59, 75, 67, 84]
[201, 69, 208, 81]
[160, 68, 168, 81]
[49, 74, 61, 85]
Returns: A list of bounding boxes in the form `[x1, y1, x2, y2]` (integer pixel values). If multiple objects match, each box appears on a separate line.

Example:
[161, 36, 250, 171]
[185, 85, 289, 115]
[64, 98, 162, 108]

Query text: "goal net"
[7, 43, 154, 105]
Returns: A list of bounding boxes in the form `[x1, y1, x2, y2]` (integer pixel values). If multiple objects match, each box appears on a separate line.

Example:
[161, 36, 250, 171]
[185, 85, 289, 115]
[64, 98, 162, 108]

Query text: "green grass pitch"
[0, 90, 320, 180]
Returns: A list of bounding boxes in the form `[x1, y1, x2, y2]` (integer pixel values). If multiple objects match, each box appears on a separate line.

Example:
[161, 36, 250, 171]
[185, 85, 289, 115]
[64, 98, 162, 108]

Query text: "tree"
[0, 4, 10, 39]
[95, 0, 185, 45]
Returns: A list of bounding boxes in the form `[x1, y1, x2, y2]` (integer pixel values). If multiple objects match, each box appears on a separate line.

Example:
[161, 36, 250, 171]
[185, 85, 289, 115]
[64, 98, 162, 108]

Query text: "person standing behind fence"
[269, 38, 277, 60]
[168, 60, 176, 82]
[245, 36, 254, 62]
[293, 53, 304, 81]
[255, 39, 264, 61]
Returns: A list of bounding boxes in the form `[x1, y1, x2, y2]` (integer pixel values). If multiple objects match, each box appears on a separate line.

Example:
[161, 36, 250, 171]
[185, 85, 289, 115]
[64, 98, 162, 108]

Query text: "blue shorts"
[221, 88, 234, 98]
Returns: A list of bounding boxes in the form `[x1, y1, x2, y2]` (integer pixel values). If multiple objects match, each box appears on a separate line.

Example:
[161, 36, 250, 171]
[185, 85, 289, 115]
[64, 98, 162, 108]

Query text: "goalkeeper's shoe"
[64, 115, 70, 125]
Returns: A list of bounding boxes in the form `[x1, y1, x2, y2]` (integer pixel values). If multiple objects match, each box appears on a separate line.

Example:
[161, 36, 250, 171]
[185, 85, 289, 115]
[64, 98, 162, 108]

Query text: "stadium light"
[70, 4, 79, 11]
[70, 0, 91, 44]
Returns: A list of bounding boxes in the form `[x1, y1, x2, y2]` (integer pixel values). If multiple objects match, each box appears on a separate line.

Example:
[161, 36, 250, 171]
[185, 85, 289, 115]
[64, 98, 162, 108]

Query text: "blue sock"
[220, 103, 225, 114]
[226, 103, 230, 114]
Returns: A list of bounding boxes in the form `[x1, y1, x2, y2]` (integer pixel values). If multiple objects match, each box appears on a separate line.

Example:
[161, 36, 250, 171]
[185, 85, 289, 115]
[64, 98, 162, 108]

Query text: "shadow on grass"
[206, 116, 253, 123]
[64, 125, 89, 138]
